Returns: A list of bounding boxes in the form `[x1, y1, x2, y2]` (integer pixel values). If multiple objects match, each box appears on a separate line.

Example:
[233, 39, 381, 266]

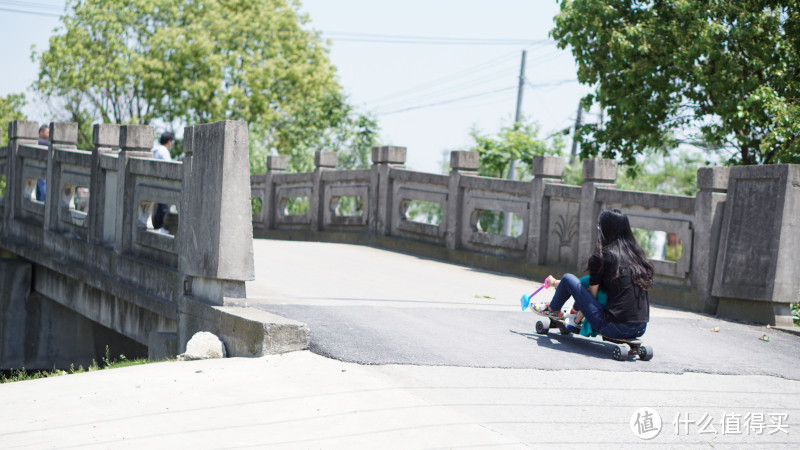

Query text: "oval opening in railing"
[330, 196, 364, 217]
[60, 184, 90, 227]
[24, 178, 45, 204]
[400, 200, 442, 226]
[280, 196, 310, 217]
[632, 228, 683, 262]
[251, 197, 263, 216]
[470, 209, 524, 237]
[0, 175, 6, 201]
[136, 200, 179, 236]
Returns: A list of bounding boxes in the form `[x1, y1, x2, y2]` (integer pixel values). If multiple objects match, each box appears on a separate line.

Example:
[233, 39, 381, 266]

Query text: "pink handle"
[528, 277, 550, 297]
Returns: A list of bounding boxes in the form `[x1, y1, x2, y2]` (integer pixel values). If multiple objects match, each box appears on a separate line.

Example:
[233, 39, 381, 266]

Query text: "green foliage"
[792, 302, 799, 327]
[470, 119, 563, 179]
[251, 197, 263, 218]
[562, 147, 706, 196]
[0, 346, 149, 384]
[405, 200, 442, 225]
[551, 1, 800, 166]
[616, 148, 705, 196]
[0, 93, 26, 147]
[34, 0, 367, 164]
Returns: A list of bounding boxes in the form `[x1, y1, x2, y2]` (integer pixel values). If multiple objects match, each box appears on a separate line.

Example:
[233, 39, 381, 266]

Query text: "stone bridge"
[1, 119, 798, 369]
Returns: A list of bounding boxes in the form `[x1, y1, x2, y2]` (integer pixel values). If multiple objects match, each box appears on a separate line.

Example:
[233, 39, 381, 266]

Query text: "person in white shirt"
[152, 132, 174, 161]
[151, 132, 174, 234]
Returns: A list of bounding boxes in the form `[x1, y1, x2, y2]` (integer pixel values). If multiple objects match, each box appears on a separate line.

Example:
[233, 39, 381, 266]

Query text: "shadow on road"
[509, 329, 643, 363]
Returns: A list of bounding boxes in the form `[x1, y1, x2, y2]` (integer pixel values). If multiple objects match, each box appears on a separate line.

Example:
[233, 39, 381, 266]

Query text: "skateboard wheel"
[559, 325, 572, 336]
[612, 346, 624, 361]
[638, 345, 654, 361]
[535, 320, 550, 334]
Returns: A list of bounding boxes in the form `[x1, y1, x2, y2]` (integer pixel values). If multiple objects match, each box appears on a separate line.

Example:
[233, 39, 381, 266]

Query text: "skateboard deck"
[532, 315, 653, 361]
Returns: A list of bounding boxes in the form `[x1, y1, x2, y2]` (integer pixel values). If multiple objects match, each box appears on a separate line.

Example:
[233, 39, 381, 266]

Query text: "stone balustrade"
[252, 147, 800, 326]
[1, 120, 303, 366]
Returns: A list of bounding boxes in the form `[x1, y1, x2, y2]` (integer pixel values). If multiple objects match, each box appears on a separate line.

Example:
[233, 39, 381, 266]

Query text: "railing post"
[369, 146, 406, 236]
[310, 151, 337, 232]
[43, 122, 78, 234]
[692, 167, 729, 315]
[526, 156, 565, 265]
[445, 150, 478, 250]
[710, 164, 800, 326]
[577, 159, 617, 269]
[6, 121, 38, 228]
[88, 124, 121, 246]
[114, 125, 154, 255]
[177, 120, 254, 304]
[262, 155, 287, 230]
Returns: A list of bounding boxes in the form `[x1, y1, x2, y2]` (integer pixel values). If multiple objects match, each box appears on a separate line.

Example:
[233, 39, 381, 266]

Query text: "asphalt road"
[247, 239, 800, 380]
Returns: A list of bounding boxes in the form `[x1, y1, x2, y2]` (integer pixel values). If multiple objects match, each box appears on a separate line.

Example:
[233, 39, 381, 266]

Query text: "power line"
[380, 86, 517, 116]
[374, 63, 520, 110]
[363, 50, 520, 104]
[365, 43, 557, 107]
[321, 31, 552, 46]
[0, 6, 61, 17]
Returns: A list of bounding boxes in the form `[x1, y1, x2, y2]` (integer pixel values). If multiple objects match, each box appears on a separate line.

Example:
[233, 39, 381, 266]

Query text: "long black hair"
[590, 209, 654, 290]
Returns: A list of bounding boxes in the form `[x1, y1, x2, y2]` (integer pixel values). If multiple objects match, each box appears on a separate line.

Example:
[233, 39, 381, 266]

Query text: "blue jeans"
[549, 273, 647, 339]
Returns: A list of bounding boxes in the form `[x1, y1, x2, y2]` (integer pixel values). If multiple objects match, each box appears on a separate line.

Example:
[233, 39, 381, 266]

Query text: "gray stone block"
[372, 146, 407, 164]
[119, 125, 154, 151]
[532, 156, 565, 179]
[267, 155, 288, 171]
[147, 331, 178, 361]
[582, 159, 617, 183]
[183, 126, 194, 154]
[314, 151, 338, 168]
[697, 166, 730, 192]
[93, 124, 121, 148]
[177, 296, 310, 357]
[8, 120, 38, 140]
[450, 151, 479, 171]
[711, 164, 800, 325]
[178, 120, 254, 281]
[49, 122, 78, 146]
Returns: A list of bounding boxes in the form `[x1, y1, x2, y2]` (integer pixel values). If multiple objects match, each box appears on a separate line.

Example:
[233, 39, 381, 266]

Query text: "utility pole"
[503, 49, 526, 236]
[569, 101, 583, 164]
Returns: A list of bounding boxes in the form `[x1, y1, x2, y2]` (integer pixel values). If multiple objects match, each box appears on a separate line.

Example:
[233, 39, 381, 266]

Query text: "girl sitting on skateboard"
[534, 208, 654, 340]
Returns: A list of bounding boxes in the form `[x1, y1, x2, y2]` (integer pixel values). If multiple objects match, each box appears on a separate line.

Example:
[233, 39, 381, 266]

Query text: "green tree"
[0, 93, 26, 148]
[563, 147, 706, 196]
[470, 119, 563, 179]
[551, 0, 800, 166]
[34, 0, 361, 162]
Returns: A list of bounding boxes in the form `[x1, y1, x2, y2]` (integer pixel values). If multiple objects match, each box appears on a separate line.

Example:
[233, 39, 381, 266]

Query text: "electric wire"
[374, 63, 521, 110]
[0, 6, 61, 17]
[321, 31, 551, 46]
[366, 43, 559, 108]
[363, 50, 520, 104]
[380, 86, 518, 115]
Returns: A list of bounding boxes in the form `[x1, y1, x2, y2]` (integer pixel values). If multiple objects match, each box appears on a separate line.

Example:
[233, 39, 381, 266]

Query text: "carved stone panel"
[545, 198, 580, 268]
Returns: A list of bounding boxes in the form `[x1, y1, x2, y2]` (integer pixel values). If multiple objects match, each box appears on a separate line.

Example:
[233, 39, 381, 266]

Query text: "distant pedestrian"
[37, 124, 49, 146]
[35, 124, 49, 201]
[150, 132, 174, 234]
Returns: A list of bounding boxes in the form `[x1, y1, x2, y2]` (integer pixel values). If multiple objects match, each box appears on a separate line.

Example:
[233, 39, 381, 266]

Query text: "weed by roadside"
[792, 303, 799, 327]
[0, 346, 149, 384]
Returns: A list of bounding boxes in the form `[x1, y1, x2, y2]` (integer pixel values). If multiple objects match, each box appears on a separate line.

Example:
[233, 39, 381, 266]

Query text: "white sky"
[0, 0, 592, 173]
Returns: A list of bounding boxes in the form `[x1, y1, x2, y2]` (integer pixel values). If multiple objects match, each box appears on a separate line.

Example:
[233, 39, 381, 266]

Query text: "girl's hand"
[546, 275, 560, 288]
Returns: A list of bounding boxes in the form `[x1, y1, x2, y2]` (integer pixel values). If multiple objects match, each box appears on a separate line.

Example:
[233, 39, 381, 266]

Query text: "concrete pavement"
[2, 239, 799, 448]
[247, 240, 800, 379]
[1, 351, 798, 448]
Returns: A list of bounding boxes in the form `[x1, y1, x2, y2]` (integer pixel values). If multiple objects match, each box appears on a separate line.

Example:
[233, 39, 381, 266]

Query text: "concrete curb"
[772, 325, 800, 337]
[178, 296, 310, 357]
